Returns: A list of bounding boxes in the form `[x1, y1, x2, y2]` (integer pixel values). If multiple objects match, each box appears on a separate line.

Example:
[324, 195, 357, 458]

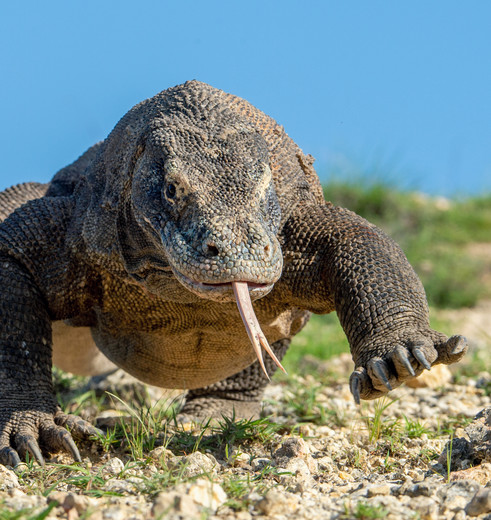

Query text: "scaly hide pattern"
[0, 81, 467, 466]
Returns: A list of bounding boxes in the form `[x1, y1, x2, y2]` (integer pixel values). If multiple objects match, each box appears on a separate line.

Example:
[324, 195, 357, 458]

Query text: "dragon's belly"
[90, 300, 309, 389]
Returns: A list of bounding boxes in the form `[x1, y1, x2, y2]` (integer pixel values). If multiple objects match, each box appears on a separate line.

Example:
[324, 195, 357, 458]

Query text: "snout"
[162, 215, 283, 302]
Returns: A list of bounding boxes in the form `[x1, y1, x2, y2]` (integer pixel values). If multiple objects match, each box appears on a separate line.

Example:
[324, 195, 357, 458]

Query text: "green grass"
[222, 466, 290, 511]
[446, 432, 454, 483]
[403, 416, 431, 439]
[166, 416, 285, 457]
[324, 180, 491, 308]
[362, 396, 400, 444]
[284, 313, 349, 373]
[102, 392, 173, 459]
[281, 377, 348, 427]
[342, 500, 388, 519]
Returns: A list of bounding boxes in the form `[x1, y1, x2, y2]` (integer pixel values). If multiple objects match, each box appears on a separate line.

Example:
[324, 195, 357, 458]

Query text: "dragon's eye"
[165, 183, 177, 200]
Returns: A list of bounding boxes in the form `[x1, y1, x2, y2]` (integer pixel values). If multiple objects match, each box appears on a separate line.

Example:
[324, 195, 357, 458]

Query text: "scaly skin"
[0, 81, 467, 465]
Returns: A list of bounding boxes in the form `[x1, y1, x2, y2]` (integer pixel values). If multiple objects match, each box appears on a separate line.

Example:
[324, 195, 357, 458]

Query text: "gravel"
[0, 340, 490, 519]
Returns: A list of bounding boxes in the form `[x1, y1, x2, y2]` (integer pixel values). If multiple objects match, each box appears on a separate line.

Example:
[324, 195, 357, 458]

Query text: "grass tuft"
[362, 396, 399, 444]
[166, 415, 284, 457]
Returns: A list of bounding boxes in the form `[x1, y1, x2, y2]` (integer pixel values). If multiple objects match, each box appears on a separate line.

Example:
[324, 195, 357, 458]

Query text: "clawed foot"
[0, 402, 101, 467]
[349, 334, 468, 404]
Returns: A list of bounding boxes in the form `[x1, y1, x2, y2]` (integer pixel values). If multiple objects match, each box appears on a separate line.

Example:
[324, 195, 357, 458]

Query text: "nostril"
[208, 245, 219, 256]
[205, 241, 220, 257]
[264, 244, 270, 254]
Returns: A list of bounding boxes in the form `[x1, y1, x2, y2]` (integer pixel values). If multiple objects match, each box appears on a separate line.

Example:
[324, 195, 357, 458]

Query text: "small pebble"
[466, 488, 491, 517]
[103, 457, 125, 475]
[367, 483, 392, 497]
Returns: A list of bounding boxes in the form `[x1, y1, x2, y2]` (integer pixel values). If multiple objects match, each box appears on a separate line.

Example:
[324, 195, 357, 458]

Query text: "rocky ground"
[0, 303, 490, 520]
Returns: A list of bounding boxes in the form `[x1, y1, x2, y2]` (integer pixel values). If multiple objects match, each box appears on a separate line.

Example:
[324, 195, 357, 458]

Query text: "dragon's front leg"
[280, 202, 467, 402]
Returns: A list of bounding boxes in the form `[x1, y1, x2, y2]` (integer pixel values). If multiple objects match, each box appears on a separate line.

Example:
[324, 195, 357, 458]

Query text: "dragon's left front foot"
[349, 330, 468, 403]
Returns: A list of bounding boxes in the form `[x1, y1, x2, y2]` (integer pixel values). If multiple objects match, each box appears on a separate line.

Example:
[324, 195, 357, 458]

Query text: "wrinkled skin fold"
[0, 81, 467, 466]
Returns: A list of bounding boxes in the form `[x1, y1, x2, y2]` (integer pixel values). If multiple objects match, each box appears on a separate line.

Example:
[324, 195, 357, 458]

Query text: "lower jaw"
[175, 273, 274, 303]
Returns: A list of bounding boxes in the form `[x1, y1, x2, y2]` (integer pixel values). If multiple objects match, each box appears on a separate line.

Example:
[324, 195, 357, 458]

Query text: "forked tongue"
[232, 281, 287, 380]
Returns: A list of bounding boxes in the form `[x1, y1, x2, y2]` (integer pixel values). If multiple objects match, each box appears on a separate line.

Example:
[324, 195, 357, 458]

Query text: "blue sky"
[1, 1, 490, 196]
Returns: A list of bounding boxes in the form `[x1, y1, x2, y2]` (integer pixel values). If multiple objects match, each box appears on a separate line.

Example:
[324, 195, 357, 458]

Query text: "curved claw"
[0, 446, 21, 468]
[412, 346, 432, 371]
[15, 435, 45, 466]
[27, 439, 45, 466]
[349, 372, 362, 405]
[60, 433, 82, 463]
[349, 366, 387, 402]
[394, 346, 416, 377]
[40, 420, 89, 463]
[369, 359, 392, 391]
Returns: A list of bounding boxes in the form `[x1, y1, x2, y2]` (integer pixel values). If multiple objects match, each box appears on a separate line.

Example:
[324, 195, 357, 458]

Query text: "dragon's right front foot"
[0, 394, 100, 467]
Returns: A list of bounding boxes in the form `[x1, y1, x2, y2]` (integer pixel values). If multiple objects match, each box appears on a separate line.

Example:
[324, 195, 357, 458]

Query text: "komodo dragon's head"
[133, 126, 283, 303]
[84, 81, 286, 375]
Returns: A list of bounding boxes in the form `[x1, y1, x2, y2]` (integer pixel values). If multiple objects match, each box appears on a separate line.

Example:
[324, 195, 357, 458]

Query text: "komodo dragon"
[0, 80, 467, 466]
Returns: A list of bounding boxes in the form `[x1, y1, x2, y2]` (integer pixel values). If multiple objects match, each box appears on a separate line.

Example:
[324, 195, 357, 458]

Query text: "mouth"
[173, 272, 286, 379]
[175, 272, 275, 302]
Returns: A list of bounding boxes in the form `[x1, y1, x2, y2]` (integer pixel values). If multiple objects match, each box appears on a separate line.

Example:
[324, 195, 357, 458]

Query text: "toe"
[392, 346, 416, 378]
[409, 339, 438, 371]
[14, 433, 45, 466]
[0, 446, 21, 468]
[435, 335, 468, 365]
[349, 366, 385, 402]
[54, 412, 103, 439]
[39, 423, 82, 463]
[368, 358, 393, 391]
